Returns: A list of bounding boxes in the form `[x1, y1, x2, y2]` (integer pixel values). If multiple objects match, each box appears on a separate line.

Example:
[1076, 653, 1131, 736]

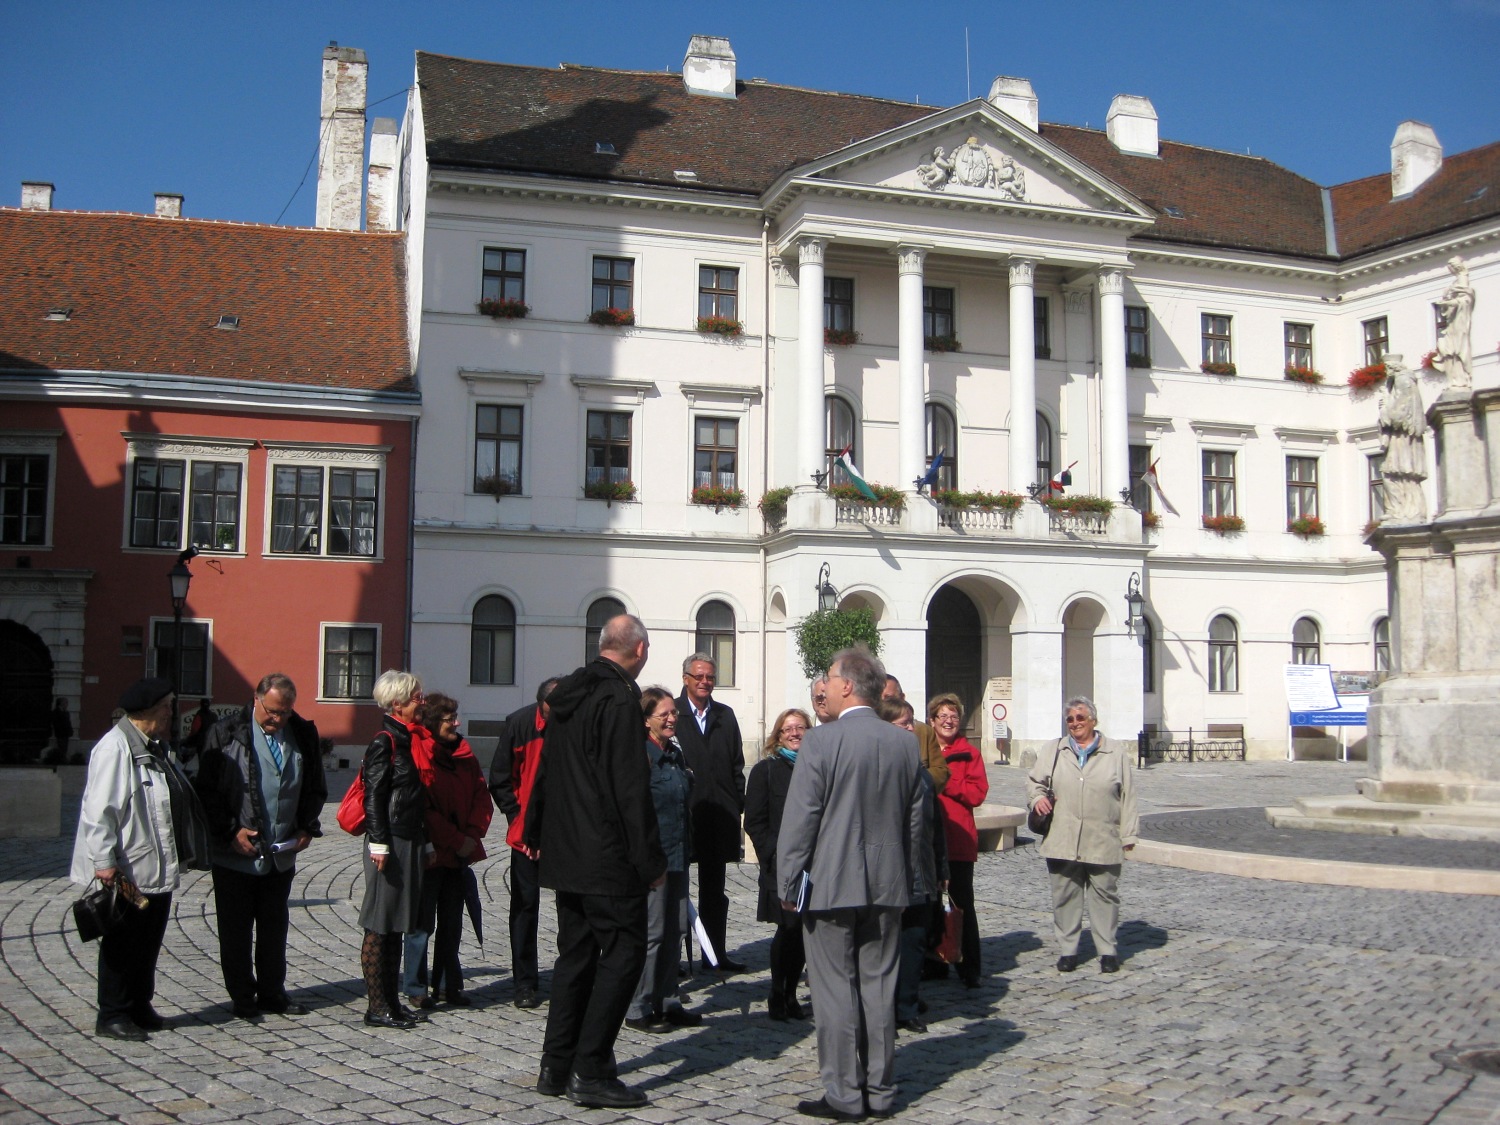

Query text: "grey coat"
[775, 706, 926, 912]
[1026, 735, 1139, 865]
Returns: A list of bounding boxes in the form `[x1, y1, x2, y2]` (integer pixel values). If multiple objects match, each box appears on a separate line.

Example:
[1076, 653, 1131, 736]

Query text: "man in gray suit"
[777, 646, 926, 1121]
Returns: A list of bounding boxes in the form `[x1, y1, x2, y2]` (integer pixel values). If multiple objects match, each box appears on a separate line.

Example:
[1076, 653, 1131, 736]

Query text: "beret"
[118, 677, 173, 714]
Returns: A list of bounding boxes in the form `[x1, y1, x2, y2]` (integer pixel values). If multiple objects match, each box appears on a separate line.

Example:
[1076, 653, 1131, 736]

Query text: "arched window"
[1208, 615, 1238, 693]
[1292, 617, 1321, 665]
[470, 595, 516, 685]
[695, 600, 736, 687]
[1140, 616, 1155, 694]
[825, 396, 856, 486]
[925, 403, 957, 490]
[585, 596, 625, 664]
[1036, 413, 1054, 490]
[1373, 617, 1391, 672]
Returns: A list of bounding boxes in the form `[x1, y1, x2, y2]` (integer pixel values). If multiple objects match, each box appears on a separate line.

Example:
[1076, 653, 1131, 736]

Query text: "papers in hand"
[686, 897, 718, 968]
[795, 871, 811, 913]
[269, 838, 300, 854]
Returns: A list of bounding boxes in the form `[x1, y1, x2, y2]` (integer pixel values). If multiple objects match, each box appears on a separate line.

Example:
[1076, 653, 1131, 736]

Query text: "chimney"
[987, 77, 1038, 132]
[1106, 94, 1158, 157]
[366, 117, 399, 232]
[1391, 120, 1442, 198]
[21, 182, 54, 211]
[683, 35, 736, 99]
[154, 193, 184, 218]
[316, 43, 368, 230]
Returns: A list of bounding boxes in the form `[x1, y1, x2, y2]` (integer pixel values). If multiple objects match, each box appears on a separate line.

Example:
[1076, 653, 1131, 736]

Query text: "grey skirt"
[358, 835, 425, 934]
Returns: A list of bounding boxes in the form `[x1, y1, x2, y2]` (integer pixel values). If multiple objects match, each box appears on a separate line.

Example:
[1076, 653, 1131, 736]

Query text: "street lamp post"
[816, 563, 838, 612]
[167, 549, 195, 754]
[1125, 571, 1145, 633]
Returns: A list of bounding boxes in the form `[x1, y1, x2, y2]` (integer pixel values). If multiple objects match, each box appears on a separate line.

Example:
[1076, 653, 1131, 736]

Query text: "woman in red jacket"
[404, 692, 493, 1007]
[929, 693, 989, 988]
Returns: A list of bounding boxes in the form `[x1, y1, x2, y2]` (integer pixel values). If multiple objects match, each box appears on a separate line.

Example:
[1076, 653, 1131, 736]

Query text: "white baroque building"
[392, 38, 1497, 758]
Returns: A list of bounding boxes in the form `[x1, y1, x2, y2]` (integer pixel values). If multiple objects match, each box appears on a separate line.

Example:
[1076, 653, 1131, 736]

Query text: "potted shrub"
[824, 327, 860, 347]
[828, 483, 905, 509]
[1202, 513, 1246, 534]
[792, 607, 881, 680]
[691, 484, 746, 509]
[759, 486, 793, 523]
[478, 297, 530, 319]
[1126, 352, 1152, 369]
[1288, 515, 1326, 538]
[1141, 510, 1162, 530]
[1348, 362, 1386, 391]
[933, 489, 1024, 512]
[582, 479, 636, 504]
[587, 307, 635, 327]
[695, 315, 743, 337]
[1200, 361, 1237, 376]
[475, 474, 518, 500]
[924, 334, 962, 353]
[1040, 494, 1116, 516]
[1284, 364, 1323, 385]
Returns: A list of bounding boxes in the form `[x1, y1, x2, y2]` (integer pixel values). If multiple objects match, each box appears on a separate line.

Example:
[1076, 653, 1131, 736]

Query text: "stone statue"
[1378, 355, 1428, 523]
[917, 146, 953, 190]
[994, 154, 1026, 201]
[1432, 255, 1475, 391]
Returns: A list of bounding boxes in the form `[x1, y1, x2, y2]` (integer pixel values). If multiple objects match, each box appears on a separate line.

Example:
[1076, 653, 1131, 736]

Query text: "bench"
[974, 804, 1027, 852]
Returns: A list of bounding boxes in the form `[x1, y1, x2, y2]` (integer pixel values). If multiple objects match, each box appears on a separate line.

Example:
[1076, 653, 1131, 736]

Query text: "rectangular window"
[1201, 314, 1232, 366]
[482, 248, 526, 303]
[923, 286, 955, 340]
[1202, 450, 1236, 518]
[322, 625, 377, 700]
[591, 256, 634, 313]
[1284, 323, 1313, 369]
[1363, 317, 1389, 366]
[1368, 454, 1386, 522]
[1034, 296, 1050, 359]
[270, 466, 324, 554]
[698, 266, 738, 321]
[268, 463, 381, 558]
[0, 453, 48, 546]
[1125, 305, 1150, 365]
[694, 418, 738, 489]
[327, 469, 378, 556]
[130, 458, 185, 548]
[585, 410, 632, 484]
[151, 619, 210, 696]
[824, 277, 854, 333]
[1129, 445, 1153, 512]
[475, 404, 524, 494]
[188, 462, 242, 552]
[1286, 456, 1319, 521]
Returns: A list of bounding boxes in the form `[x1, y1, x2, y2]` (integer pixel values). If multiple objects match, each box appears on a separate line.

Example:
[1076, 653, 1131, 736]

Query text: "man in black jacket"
[675, 652, 746, 972]
[524, 615, 665, 1110]
[194, 673, 326, 1020]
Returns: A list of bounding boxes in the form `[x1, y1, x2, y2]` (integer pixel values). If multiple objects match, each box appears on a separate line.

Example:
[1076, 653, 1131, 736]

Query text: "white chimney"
[154, 193, 184, 218]
[21, 182, 54, 211]
[366, 117, 399, 232]
[987, 77, 1038, 132]
[316, 43, 368, 230]
[1391, 120, 1442, 198]
[683, 35, 736, 99]
[1107, 94, 1159, 157]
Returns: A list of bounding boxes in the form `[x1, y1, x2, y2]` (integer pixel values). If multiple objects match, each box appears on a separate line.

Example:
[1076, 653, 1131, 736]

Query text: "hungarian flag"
[1048, 461, 1077, 495]
[836, 445, 879, 501]
[1143, 459, 1179, 515]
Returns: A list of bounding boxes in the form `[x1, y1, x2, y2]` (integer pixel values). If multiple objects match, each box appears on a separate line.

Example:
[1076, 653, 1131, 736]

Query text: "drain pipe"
[757, 216, 772, 741]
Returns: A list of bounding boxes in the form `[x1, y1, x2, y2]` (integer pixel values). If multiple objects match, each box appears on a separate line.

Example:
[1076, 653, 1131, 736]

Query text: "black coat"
[364, 715, 427, 845]
[674, 693, 745, 863]
[523, 658, 665, 896]
[744, 752, 793, 900]
[195, 706, 326, 845]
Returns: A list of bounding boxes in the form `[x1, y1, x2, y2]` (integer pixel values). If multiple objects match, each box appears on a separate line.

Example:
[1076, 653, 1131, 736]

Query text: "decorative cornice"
[0, 370, 420, 413]
[428, 169, 762, 219]
[261, 442, 391, 465]
[1273, 426, 1337, 449]
[1062, 287, 1090, 315]
[459, 369, 545, 397]
[0, 430, 62, 450]
[679, 382, 762, 409]
[1130, 415, 1174, 442]
[1345, 423, 1384, 451]
[770, 256, 793, 286]
[569, 375, 656, 404]
[122, 433, 256, 460]
[1190, 420, 1257, 445]
[765, 177, 1155, 230]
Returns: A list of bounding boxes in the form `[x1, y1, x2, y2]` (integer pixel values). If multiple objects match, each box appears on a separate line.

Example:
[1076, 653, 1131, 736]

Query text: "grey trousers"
[627, 869, 685, 1020]
[1046, 859, 1122, 956]
[803, 906, 901, 1116]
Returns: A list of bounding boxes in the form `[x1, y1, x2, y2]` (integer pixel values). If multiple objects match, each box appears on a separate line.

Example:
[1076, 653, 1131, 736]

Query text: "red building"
[0, 192, 416, 756]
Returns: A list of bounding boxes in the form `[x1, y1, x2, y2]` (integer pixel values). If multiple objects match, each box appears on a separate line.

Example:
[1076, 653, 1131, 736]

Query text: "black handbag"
[72, 876, 141, 942]
[1027, 745, 1064, 838]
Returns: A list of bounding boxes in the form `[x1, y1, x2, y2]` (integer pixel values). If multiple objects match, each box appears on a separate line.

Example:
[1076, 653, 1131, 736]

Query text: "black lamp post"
[816, 562, 838, 612]
[1125, 572, 1145, 634]
[167, 549, 195, 753]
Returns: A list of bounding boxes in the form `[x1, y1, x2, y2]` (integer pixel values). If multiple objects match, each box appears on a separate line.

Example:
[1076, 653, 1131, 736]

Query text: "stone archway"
[926, 585, 983, 727]
[1062, 598, 1108, 713]
[0, 620, 53, 763]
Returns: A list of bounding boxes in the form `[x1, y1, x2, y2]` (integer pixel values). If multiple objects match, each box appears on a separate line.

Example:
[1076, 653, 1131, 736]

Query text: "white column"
[796, 237, 827, 487]
[1098, 267, 1130, 500]
[896, 245, 928, 489]
[1007, 257, 1038, 492]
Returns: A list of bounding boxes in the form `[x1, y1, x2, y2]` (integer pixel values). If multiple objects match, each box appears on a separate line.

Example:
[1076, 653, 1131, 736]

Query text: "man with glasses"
[810, 676, 833, 725]
[195, 673, 327, 1019]
[675, 653, 746, 972]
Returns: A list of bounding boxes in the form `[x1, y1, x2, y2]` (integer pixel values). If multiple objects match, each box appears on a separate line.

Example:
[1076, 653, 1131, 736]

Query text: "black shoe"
[442, 991, 473, 1007]
[959, 975, 980, 990]
[916, 998, 928, 1014]
[867, 1106, 896, 1120]
[393, 1003, 430, 1023]
[769, 991, 788, 1021]
[95, 1017, 147, 1043]
[514, 986, 541, 1010]
[565, 1074, 648, 1109]
[662, 1005, 702, 1027]
[796, 1096, 866, 1121]
[1056, 955, 1078, 973]
[896, 1017, 927, 1034]
[536, 1066, 566, 1096]
[130, 1005, 165, 1031]
[363, 1008, 415, 1030]
[259, 998, 309, 1016]
[785, 995, 807, 1020]
[1100, 955, 1120, 973]
[408, 993, 437, 1010]
[231, 1002, 263, 1021]
[718, 957, 748, 973]
[624, 1014, 673, 1034]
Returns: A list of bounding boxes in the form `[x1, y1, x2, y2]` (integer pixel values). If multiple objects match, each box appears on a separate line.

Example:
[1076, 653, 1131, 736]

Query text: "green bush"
[792, 607, 881, 681]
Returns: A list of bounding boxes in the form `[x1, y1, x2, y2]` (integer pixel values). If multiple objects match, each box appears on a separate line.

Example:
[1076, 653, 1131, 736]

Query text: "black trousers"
[97, 891, 172, 1021]
[509, 849, 541, 990]
[695, 859, 729, 962]
[540, 891, 647, 1081]
[425, 866, 468, 995]
[948, 860, 981, 982]
[211, 864, 296, 1007]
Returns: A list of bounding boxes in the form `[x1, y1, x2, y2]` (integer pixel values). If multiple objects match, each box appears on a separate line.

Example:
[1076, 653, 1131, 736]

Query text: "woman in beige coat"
[1026, 695, 1138, 974]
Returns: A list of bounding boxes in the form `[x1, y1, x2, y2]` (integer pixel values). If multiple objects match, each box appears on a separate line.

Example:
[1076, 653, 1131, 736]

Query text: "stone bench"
[975, 804, 1027, 852]
[0, 767, 62, 838]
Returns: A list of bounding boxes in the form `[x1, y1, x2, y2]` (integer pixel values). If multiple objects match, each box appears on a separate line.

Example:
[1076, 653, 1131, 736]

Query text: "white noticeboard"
[1283, 664, 1337, 712]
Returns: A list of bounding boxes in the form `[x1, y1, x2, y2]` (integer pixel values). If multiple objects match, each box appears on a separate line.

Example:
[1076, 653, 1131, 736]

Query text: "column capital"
[1097, 266, 1129, 296]
[1008, 256, 1038, 286]
[1062, 286, 1090, 315]
[798, 236, 827, 266]
[894, 244, 929, 274]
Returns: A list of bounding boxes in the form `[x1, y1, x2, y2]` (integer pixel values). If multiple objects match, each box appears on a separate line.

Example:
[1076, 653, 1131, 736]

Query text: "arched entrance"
[1062, 598, 1107, 712]
[926, 585, 982, 728]
[0, 620, 53, 763]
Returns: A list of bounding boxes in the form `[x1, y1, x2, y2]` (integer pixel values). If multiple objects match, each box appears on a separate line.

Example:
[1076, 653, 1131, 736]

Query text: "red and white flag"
[1143, 459, 1179, 516]
[1048, 461, 1077, 495]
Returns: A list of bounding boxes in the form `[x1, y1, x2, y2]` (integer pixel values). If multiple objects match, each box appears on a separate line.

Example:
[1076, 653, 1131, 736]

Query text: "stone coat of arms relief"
[916, 136, 1026, 200]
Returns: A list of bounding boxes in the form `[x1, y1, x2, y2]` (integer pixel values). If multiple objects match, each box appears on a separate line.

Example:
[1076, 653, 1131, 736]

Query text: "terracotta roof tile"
[1329, 139, 1500, 258]
[0, 209, 412, 393]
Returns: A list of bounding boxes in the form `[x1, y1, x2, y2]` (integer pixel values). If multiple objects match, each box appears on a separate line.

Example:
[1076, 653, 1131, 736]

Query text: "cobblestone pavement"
[2, 761, 1497, 1124]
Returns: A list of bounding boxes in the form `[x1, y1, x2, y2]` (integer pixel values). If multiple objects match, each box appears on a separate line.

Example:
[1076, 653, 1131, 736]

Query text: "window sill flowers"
[931, 489, 1025, 512]
[1288, 516, 1326, 538]
[1040, 494, 1115, 515]
[695, 315, 743, 337]
[691, 484, 746, 509]
[1202, 514, 1246, 534]
[582, 479, 636, 504]
[829, 483, 906, 509]
[924, 334, 961, 353]
[824, 327, 860, 347]
[1284, 364, 1323, 385]
[588, 307, 635, 327]
[1200, 361, 1237, 376]
[478, 297, 529, 319]
[759, 486, 793, 523]
[1348, 363, 1386, 391]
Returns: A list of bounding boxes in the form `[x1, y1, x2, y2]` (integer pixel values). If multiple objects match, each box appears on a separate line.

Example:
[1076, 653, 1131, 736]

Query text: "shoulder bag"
[1027, 743, 1065, 838]
[336, 732, 392, 835]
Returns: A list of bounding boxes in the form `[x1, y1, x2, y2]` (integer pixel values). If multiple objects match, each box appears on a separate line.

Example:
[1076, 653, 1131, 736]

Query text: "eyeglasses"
[686, 673, 715, 682]
[1065, 714, 1091, 724]
[781, 725, 807, 736]
[813, 695, 827, 704]
[257, 700, 292, 720]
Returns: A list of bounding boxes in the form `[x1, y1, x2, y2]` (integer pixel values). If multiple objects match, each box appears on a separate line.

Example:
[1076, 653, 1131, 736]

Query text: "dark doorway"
[926, 585, 982, 731]
[0, 620, 53, 763]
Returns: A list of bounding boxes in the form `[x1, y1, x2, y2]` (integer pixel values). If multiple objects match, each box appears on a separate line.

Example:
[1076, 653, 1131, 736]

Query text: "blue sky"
[3, 0, 1497, 227]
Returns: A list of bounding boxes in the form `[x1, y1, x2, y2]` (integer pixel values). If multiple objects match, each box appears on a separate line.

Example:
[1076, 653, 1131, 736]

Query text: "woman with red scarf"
[929, 692, 989, 988]
[404, 692, 493, 1008]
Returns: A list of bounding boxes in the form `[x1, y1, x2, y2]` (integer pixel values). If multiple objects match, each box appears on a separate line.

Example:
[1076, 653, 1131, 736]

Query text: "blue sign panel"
[1290, 709, 1367, 727]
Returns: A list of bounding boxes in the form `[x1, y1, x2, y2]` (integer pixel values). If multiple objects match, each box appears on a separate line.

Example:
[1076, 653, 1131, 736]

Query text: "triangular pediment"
[777, 102, 1153, 221]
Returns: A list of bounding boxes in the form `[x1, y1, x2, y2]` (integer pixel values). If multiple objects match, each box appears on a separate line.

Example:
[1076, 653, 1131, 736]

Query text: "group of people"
[72, 620, 1138, 1121]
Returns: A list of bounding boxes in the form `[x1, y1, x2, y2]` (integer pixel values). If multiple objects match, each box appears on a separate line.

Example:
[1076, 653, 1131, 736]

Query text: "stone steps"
[1266, 799, 1500, 841]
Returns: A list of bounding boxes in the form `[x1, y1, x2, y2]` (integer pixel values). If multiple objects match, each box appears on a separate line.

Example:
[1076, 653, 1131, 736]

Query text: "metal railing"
[1137, 728, 1247, 766]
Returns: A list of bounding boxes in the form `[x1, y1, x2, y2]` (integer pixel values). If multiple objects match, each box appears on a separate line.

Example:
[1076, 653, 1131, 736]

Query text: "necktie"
[269, 736, 283, 772]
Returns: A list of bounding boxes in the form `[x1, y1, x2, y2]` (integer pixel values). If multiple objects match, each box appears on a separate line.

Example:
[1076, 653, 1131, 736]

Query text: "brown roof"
[420, 52, 1500, 264]
[1330, 139, 1500, 258]
[0, 209, 413, 393]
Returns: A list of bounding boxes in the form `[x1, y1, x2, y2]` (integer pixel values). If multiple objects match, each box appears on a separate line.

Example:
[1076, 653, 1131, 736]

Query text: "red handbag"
[336, 733, 392, 835]
[935, 896, 964, 964]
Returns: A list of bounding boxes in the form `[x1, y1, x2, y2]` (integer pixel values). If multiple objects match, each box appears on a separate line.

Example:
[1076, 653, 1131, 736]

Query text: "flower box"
[932, 489, 1025, 512]
[1284, 365, 1323, 385]
[824, 327, 861, 347]
[1126, 352, 1152, 369]
[1202, 514, 1245, 534]
[1039, 494, 1116, 515]
[828, 483, 905, 509]
[924, 334, 962, 354]
[1141, 510, 1161, 530]
[1288, 516, 1326, 538]
[690, 484, 746, 509]
[475, 474, 518, 499]
[477, 297, 530, 319]
[759, 486, 793, 524]
[695, 315, 743, 337]
[588, 307, 635, 327]
[582, 479, 636, 503]
[1348, 363, 1386, 391]
[1200, 361, 1237, 376]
